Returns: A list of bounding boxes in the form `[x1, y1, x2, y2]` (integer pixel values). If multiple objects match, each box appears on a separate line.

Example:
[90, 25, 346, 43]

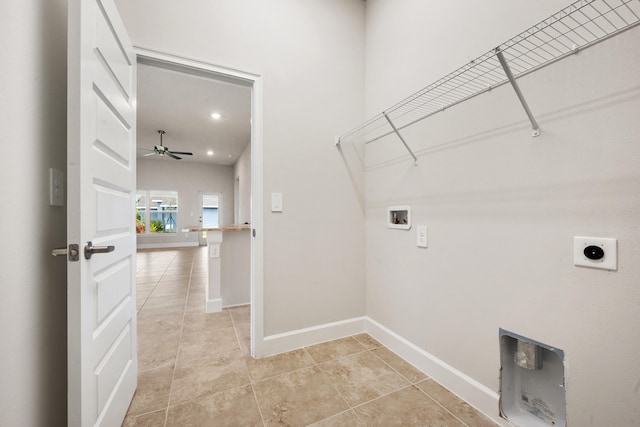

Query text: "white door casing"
[68, 0, 137, 425]
[135, 51, 265, 357]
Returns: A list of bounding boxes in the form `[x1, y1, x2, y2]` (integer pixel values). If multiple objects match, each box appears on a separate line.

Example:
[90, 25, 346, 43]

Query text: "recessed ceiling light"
[207, 150, 214, 156]
[211, 113, 221, 120]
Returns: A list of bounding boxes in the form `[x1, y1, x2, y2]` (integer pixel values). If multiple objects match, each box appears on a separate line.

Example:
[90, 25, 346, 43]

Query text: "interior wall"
[364, 1, 640, 425]
[116, 0, 367, 335]
[234, 142, 251, 224]
[137, 158, 235, 246]
[0, 0, 68, 425]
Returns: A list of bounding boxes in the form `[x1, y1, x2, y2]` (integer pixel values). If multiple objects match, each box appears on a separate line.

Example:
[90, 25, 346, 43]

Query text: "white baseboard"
[137, 242, 199, 249]
[255, 315, 506, 425]
[365, 317, 508, 426]
[259, 316, 367, 356]
[223, 302, 251, 309]
[206, 298, 222, 313]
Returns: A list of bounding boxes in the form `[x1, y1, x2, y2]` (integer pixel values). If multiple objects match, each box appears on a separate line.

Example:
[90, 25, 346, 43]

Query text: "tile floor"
[124, 247, 497, 427]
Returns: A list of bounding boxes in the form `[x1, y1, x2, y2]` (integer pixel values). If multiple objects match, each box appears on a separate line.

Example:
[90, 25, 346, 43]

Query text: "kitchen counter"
[188, 224, 251, 232]
[189, 226, 250, 313]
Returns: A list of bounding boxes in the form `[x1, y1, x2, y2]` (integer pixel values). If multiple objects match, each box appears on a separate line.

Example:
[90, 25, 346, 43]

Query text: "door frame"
[135, 48, 265, 357]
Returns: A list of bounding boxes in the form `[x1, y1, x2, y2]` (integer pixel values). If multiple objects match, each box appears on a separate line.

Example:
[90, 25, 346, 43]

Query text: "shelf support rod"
[495, 47, 540, 137]
[383, 112, 418, 165]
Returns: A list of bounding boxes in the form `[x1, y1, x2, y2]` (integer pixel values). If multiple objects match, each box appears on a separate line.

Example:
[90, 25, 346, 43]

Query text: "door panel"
[95, 96, 132, 165]
[95, 186, 132, 232]
[95, 259, 132, 324]
[68, 0, 137, 425]
[96, 325, 134, 416]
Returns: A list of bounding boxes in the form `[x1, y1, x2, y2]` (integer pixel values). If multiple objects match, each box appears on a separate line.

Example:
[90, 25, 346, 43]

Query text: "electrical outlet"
[210, 245, 220, 258]
[573, 236, 617, 270]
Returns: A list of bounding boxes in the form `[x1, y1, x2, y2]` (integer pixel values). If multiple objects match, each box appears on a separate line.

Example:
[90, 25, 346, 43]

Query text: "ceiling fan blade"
[169, 151, 193, 156]
[142, 152, 157, 157]
[166, 153, 182, 160]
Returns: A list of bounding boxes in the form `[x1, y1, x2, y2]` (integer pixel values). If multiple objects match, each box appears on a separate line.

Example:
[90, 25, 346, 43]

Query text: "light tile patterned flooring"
[124, 247, 497, 427]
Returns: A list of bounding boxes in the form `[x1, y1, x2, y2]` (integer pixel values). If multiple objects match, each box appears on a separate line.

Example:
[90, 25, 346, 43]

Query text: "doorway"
[197, 192, 223, 246]
[135, 50, 264, 357]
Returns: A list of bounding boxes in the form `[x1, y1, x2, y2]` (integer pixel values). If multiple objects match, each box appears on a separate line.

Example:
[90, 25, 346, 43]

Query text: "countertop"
[187, 225, 251, 232]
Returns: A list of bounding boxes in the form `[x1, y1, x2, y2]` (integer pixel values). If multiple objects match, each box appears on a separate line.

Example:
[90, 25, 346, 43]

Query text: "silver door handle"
[84, 241, 115, 259]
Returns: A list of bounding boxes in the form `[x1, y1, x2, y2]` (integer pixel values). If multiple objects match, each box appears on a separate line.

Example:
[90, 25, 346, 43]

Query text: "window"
[135, 193, 147, 233]
[136, 190, 178, 234]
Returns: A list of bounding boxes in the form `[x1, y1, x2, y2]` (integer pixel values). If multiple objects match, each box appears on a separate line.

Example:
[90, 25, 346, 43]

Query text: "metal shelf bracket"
[495, 47, 540, 137]
[383, 112, 418, 165]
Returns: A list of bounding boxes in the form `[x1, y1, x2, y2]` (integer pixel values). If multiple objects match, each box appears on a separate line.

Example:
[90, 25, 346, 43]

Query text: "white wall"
[364, 1, 640, 425]
[137, 158, 235, 247]
[0, 0, 68, 425]
[116, 0, 367, 336]
[234, 143, 251, 224]
[221, 230, 251, 307]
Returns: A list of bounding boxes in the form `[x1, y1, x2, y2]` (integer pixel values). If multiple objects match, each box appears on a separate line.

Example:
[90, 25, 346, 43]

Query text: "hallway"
[124, 247, 497, 426]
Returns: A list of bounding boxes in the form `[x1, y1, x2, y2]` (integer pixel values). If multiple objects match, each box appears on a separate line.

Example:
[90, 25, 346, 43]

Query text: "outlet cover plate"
[573, 236, 617, 270]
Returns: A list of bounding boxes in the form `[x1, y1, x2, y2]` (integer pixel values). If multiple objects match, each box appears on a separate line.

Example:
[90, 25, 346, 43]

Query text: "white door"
[67, 0, 137, 425]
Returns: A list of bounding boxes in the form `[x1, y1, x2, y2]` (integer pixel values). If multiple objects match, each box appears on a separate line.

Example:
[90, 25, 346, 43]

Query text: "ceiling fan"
[139, 130, 193, 160]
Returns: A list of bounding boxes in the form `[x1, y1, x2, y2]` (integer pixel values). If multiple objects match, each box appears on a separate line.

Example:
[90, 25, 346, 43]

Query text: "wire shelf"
[338, 0, 640, 150]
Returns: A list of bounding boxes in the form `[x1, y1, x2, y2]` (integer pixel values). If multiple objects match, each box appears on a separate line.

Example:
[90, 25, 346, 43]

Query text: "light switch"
[417, 226, 428, 248]
[271, 193, 283, 212]
[49, 168, 64, 206]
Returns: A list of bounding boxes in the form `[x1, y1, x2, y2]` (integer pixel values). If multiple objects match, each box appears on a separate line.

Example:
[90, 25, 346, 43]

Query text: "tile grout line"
[229, 307, 245, 357]
[365, 344, 426, 386]
[310, 337, 419, 425]
[130, 250, 177, 423]
[235, 306, 267, 426]
[162, 251, 194, 427]
[311, 346, 366, 426]
[353, 336, 483, 425]
[247, 373, 268, 426]
[136, 250, 175, 313]
[413, 380, 476, 427]
[348, 336, 483, 426]
[308, 334, 433, 425]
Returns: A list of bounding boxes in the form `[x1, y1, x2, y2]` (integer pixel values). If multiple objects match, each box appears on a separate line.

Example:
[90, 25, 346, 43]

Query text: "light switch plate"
[573, 236, 617, 270]
[271, 193, 283, 212]
[417, 226, 428, 248]
[49, 168, 64, 206]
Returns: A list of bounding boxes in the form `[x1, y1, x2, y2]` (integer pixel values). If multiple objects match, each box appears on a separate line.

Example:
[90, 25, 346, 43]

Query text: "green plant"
[151, 219, 164, 232]
[136, 213, 145, 233]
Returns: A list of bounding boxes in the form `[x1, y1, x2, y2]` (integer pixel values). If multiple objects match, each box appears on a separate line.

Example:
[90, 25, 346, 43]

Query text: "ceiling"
[136, 63, 251, 166]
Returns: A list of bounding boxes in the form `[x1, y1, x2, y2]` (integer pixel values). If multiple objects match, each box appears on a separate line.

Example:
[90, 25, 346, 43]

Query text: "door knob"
[84, 241, 115, 259]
